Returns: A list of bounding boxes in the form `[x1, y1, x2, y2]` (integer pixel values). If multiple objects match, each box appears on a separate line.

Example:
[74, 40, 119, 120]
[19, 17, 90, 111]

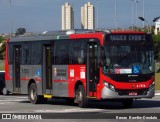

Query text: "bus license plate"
[129, 92, 137, 96]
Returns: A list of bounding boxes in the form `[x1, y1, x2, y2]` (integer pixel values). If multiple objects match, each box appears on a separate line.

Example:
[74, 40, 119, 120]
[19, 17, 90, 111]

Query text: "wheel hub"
[31, 89, 36, 100]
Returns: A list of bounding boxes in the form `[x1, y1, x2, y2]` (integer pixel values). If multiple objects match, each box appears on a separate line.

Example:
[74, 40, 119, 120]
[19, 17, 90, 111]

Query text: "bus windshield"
[103, 45, 154, 74]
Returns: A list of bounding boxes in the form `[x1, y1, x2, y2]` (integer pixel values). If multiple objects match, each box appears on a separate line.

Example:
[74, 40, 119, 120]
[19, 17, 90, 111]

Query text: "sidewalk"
[155, 90, 160, 95]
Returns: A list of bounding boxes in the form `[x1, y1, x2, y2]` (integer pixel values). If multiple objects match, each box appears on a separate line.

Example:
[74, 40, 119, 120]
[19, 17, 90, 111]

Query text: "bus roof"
[9, 29, 147, 42]
[9, 29, 104, 42]
[10, 35, 69, 42]
[111, 30, 145, 34]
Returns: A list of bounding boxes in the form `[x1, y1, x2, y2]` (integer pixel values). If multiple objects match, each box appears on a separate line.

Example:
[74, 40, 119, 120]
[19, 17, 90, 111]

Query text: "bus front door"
[87, 43, 99, 97]
[13, 46, 21, 93]
[43, 45, 52, 95]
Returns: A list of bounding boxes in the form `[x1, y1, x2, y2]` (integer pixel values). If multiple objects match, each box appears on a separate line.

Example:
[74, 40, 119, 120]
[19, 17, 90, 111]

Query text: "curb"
[155, 93, 160, 96]
[155, 90, 160, 95]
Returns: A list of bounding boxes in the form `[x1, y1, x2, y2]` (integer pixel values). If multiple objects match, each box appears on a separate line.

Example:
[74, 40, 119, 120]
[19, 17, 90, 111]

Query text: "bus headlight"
[103, 80, 116, 91]
[110, 84, 115, 91]
[149, 81, 155, 91]
[103, 81, 109, 87]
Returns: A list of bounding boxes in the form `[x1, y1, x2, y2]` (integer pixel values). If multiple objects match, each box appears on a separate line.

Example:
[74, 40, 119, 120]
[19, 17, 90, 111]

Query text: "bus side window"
[70, 40, 86, 64]
[55, 40, 69, 65]
[77, 50, 85, 64]
[8, 43, 13, 64]
[21, 44, 31, 65]
[71, 49, 78, 64]
[31, 43, 42, 65]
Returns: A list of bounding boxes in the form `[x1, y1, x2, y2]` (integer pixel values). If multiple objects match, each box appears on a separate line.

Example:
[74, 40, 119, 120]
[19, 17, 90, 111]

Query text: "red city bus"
[5, 29, 155, 108]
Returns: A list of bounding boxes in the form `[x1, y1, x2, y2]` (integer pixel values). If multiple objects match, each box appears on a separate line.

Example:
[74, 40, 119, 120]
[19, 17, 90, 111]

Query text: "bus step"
[86, 96, 97, 99]
[43, 94, 52, 99]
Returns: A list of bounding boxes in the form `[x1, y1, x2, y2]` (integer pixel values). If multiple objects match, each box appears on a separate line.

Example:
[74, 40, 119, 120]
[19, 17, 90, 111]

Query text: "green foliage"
[155, 73, 160, 90]
[152, 34, 160, 42]
[0, 36, 6, 60]
[151, 34, 160, 62]
[15, 28, 26, 36]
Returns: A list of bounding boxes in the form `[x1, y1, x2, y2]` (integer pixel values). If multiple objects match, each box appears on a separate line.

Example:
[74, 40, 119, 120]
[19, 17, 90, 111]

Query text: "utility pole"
[135, 0, 138, 27]
[131, 0, 134, 29]
[96, 0, 99, 29]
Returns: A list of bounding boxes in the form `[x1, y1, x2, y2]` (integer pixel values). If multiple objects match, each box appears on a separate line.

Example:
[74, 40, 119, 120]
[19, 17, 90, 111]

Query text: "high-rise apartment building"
[62, 2, 74, 30]
[81, 2, 95, 30]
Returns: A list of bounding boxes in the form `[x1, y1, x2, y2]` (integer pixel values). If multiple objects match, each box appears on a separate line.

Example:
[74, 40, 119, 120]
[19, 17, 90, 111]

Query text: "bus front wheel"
[28, 83, 47, 104]
[75, 85, 88, 108]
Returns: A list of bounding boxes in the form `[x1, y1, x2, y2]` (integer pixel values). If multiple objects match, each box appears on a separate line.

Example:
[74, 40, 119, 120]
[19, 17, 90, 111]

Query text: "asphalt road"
[0, 95, 160, 120]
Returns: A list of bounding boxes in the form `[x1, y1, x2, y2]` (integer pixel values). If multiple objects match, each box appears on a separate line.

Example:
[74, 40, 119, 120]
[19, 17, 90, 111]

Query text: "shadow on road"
[133, 99, 160, 108]
[87, 99, 160, 109]
[19, 98, 160, 110]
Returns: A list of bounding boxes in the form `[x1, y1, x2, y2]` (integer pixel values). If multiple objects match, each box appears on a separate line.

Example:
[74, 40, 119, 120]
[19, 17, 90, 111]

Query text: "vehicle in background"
[0, 71, 9, 95]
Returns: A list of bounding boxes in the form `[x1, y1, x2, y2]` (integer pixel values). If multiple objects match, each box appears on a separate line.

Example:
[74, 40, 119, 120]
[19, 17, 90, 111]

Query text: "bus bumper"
[101, 86, 155, 99]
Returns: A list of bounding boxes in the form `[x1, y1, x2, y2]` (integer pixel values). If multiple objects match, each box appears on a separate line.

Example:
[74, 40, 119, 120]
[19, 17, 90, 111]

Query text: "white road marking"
[155, 93, 160, 96]
[0, 96, 28, 103]
[34, 108, 105, 113]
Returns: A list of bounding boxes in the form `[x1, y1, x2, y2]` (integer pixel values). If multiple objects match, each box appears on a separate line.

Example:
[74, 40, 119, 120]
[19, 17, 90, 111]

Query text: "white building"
[155, 18, 160, 35]
[81, 2, 95, 30]
[62, 2, 74, 30]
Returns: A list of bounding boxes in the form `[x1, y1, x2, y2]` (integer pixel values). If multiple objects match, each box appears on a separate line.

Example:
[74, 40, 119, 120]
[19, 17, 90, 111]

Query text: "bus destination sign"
[107, 34, 146, 41]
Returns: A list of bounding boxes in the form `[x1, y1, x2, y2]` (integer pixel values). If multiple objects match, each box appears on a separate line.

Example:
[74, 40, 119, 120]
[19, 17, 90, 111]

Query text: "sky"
[0, 0, 159, 34]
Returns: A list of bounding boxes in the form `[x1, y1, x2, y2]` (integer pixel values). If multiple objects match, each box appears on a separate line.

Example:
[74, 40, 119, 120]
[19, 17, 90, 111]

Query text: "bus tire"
[2, 87, 9, 95]
[122, 99, 133, 108]
[75, 85, 88, 108]
[28, 83, 47, 104]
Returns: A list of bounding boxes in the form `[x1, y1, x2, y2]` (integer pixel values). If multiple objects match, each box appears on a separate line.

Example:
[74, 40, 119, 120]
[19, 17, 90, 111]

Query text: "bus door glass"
[43, 45, 52, 94]
[13, 45, 21, 93]
[87, 42, 99, 97]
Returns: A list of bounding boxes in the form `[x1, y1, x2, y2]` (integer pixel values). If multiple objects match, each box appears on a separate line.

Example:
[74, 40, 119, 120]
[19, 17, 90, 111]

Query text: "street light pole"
[139, 16, 160, 33]
[96, 0, 99, 29]
[9, 0, 12, 38]
[142, 0, 145, 28]
[131, 0, 138, 29]
[135, 0, 138, 27]
[115, 0, 117, 29]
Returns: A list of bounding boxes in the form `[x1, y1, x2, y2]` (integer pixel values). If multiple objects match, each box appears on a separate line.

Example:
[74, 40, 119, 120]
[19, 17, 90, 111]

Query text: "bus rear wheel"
[122, 99, 133, 108]
[28, 83, 47, 104]
[2, 87, 9, 95]
[75, 85, 88, 108]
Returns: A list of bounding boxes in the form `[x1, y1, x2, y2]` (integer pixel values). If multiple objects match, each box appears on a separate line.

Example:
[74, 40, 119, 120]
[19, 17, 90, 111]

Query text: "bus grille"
[117, 89, 148, 96]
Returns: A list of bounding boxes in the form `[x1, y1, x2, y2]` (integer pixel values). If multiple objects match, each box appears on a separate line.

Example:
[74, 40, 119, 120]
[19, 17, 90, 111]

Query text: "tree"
[15, 28, 26, 36]
[153, 34, 160, 62]
[0, 36, 6, 60]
